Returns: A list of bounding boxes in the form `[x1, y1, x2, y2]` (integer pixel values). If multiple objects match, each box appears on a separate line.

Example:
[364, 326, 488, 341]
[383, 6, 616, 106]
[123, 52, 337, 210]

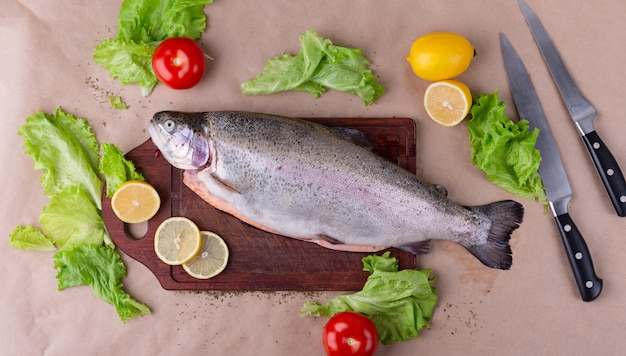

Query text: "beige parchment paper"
[2, 0, 626, 354]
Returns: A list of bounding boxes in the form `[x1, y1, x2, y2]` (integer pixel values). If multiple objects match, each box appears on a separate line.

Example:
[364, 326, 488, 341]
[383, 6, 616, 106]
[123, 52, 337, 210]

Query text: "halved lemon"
[182, 231, 229, 279]
[111, 180, 161, 224]
[423, 80, 472, 127]
[154, 217, 201, 265]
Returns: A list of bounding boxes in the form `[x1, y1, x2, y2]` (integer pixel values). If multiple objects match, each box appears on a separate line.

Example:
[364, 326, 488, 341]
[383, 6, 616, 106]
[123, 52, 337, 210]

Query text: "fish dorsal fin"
[328, 127, 374, 151]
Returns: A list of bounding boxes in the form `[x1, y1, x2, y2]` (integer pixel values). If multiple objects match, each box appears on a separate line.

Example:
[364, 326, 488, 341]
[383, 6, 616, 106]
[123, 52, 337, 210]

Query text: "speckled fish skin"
[149, 111, 524, 269]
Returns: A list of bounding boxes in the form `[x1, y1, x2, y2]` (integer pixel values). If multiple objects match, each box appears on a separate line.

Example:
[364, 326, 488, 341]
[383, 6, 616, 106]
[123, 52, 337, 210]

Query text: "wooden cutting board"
[102, 117, 417, 291]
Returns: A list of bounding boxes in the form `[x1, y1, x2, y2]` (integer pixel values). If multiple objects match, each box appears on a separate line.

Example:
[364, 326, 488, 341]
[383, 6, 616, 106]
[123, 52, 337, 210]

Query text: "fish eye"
[163, 119, 176, 133]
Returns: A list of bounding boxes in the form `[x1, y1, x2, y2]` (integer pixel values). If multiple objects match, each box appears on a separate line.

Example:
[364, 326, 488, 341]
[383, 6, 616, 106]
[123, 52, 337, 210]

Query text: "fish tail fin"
[463, 200, 524, 270]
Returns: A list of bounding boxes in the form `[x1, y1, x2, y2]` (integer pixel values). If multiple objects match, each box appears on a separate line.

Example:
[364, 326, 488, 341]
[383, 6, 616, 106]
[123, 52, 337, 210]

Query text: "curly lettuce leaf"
[94, 39, 158, 97]
[300, 252, 437, 345]
[18, 109, 103, 209]
[108, 95, 129, 110]
[15, 108, 150, 322]
[54, 244, 151, 323]
[9, 225, 56, 251]
[94, 0, 213, 96]
[241, 30, 385, 106]
[100, 143, 145, 197]
[467, 91, 547, 205]
[117, 0, 212, 42]
[39, 185, 112, 249]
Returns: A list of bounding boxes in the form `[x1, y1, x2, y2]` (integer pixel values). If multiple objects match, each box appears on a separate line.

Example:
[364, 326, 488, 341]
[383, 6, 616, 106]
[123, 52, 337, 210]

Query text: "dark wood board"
[102, 117, 417, 291]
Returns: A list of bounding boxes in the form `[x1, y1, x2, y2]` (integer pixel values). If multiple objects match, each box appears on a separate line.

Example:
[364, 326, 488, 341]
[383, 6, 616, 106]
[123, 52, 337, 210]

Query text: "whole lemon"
[407, 32, 475, 81]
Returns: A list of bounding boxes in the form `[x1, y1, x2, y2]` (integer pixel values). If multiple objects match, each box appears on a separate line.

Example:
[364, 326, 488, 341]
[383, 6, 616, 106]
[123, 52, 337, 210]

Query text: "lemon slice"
[154, 217, 201, 265]
[111, 180, 161, 224]
[182, 231, 229, 279]
[423, 80, 472, 127]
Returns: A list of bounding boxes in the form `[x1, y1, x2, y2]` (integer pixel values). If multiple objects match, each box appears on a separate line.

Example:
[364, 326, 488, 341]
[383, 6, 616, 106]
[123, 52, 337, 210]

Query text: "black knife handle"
[582, 130, 626, 216]
[555, 213, 603, 302]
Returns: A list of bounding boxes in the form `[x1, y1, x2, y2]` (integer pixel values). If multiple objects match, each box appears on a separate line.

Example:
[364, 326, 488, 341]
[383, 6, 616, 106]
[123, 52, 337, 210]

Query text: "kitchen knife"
[518, 0, 626, 216]
[500, 33, 602, 302]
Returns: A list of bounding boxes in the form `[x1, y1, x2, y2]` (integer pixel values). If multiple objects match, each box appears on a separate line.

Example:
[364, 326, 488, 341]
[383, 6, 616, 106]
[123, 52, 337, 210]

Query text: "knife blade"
[518, 0, 626, 216]
[500, 33, 602, 302]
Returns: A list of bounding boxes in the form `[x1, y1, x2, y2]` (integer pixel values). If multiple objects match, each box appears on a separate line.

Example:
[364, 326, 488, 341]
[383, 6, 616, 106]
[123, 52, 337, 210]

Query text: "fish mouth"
[148, 119, 170, 158]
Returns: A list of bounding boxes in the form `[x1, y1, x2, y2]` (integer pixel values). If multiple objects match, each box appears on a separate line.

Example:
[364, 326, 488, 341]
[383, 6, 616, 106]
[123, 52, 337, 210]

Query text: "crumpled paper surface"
[2, 0, 626, 354]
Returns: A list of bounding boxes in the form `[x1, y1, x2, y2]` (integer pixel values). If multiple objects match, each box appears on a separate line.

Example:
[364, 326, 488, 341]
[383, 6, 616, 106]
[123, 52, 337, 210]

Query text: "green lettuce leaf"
[100, 143, 145, 197]
[467, 91, 547, 205]
[18, 109, 103, 209]
[54, 244, 151, 323]
[39, 185, 112, 249]
[241, 30, 385, 106]
[300, 252, 437, 345]
[108, 95, 129, 110]
[9, 225, 56, 251]
[117, 0, 212, 42]
[94, 0, 213, 96]
[94, 39, 158, 96]
[14, 108, 150, 322]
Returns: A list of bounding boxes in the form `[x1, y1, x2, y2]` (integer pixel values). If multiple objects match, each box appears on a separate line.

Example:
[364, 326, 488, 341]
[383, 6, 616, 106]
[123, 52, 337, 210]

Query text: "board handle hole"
[124, 221, 148, 240]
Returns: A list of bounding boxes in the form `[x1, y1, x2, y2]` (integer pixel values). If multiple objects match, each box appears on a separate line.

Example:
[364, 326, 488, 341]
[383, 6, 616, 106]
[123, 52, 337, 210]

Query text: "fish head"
[149, 111, 211, 170]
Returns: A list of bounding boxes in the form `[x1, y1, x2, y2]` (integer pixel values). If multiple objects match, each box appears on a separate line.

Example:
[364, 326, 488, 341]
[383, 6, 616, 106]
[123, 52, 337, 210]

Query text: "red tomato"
[152, 37, 206, 90]
[322, 311, 379, 356]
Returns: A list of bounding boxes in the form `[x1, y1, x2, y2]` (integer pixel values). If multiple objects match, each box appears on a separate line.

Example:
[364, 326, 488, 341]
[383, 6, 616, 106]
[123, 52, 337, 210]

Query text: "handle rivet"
[575, 252, 583, 260]
[585, 281, 594, 289]
[621, 195, 626, 203]
[593, 142, 600, 150]
[607, 168, 615, 176]
[564, 224, 572, 232]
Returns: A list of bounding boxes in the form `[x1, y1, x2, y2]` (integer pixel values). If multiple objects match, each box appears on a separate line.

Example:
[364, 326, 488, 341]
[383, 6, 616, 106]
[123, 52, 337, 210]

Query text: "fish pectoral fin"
[184, 170, 284, 236]
[311, 235, 388, 253]
[211, 174, 242, 195]
[395, 240, 431, 255]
